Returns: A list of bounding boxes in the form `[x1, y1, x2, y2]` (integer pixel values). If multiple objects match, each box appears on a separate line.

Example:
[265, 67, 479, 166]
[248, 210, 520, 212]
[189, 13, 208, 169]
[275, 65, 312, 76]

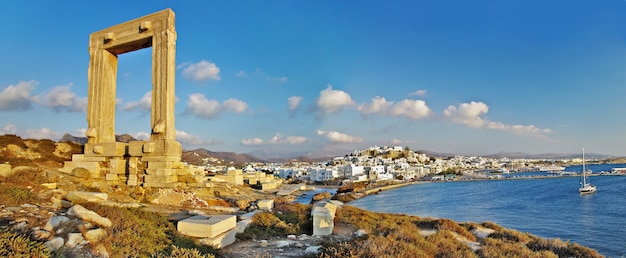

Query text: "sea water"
[349, 163, 626, 257]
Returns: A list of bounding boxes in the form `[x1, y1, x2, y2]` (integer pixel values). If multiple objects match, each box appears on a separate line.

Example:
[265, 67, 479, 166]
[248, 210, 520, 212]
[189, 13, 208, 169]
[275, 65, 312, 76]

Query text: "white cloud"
[390, 138, 404, 145]
[40, 84, 87, 113]
[357, 96, 393, 115]
[241, 138, 264, 145]
[121, 91, 152, 112]
[131, 131, 150, 140]
[267, 76, 288, 83]
[268, 133, 308, 144]
[315, 85, 355, 115]
[389, 99, 431, 120]
[409, 90, 427, 96]
[288, 96, 303, 111]
[0, 124, 61, 140]
[444, 101, 552, 137]
[0, 80, 38, 111]
[487, 122, 553, 136]
[180, 60, 221, 82]
[222, 98, 248, 113]
[235, 70, 248, 78]
[443, 101, 489, 128]
[358, 97, 431, 120]
[316, 130, 363, 143]
[0, 124, 17, 134]
[176, 130, 219, 146]
[183, 93, 248, 118]
[241, 133, 308, 146]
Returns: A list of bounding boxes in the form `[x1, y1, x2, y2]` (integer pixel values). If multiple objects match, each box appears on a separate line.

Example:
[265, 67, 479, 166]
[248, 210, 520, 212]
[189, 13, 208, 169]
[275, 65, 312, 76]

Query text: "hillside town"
[194, 145, 595, 185]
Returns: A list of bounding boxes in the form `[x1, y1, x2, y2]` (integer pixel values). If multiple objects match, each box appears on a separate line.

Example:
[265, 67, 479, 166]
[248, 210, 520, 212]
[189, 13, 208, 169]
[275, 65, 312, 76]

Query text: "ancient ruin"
[60, 9, 203, 187]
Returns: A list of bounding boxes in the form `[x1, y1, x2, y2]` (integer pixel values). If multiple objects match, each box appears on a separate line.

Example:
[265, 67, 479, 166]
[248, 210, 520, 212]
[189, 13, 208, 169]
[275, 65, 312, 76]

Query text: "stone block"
[128, 139, 181, 158]
[109, 158, 127, 174]
[105, 173, 119, 181]
[178, 215, 236, 238]
[142, 182, 183, 188]
[66, 191, 108, 203]
[312, 201, 338, 236]
[144, 174, 178, 183]
[257, 200, 274, 211]
[84, 142, 127, 157]
[0, 163, 13, 177]
[199, 227, 238, 248]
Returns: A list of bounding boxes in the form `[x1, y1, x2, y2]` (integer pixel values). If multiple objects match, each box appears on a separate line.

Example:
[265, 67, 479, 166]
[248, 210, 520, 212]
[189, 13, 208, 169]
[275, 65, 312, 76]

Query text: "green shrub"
[152, 245, 216, 258]
[527, 238, 603, 258]
[0, 184, 39, 206]
[80, 203, 174, 257]
[479, 237, 556, 258]
[0, 231, 50, 258]
[237, 212, 300, 240]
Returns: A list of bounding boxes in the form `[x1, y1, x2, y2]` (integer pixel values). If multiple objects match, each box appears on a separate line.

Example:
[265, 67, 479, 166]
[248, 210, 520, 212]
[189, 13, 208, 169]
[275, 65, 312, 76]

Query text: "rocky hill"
[182, 148, 266, 166]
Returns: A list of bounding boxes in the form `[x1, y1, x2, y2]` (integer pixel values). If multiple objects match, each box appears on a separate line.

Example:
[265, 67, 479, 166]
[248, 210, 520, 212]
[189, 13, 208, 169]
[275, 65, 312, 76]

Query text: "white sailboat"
[579, 148, 597, 194]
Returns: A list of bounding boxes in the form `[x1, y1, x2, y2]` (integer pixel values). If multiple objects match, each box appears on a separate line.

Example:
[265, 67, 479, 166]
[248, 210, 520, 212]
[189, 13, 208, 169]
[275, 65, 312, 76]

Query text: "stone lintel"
[84, 142, 128, 157]
[90, 9, 175, 55]
[128, 139, 181, 158]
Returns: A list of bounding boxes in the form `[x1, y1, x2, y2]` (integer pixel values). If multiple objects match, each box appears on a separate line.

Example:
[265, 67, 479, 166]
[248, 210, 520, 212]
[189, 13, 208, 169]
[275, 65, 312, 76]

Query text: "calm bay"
[349, 163, 626, 257]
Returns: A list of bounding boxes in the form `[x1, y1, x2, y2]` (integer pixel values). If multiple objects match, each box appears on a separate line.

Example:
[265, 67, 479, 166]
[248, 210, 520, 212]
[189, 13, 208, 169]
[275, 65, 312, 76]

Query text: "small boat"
[579, 148, 597, 194]
[538, 166, 565, 172]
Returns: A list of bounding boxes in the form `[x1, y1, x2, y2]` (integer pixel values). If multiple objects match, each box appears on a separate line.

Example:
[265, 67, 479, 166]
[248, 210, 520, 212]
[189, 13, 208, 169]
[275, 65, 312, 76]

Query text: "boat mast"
[582, 148, 586, 185]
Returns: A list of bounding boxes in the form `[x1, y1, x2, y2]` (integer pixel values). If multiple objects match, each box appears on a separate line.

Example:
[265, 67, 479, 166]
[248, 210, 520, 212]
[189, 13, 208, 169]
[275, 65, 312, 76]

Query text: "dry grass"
[0, 231, 50, 257]
[0, 167, 48, 206]
[79, 202, 220, 258]
[324, 205, 602, 258]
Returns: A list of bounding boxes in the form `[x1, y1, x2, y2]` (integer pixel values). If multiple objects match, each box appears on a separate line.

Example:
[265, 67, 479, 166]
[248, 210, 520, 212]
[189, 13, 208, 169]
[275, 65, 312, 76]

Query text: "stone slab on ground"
[65, 191, 108, 203]
[257, 199, 274, 211]
[178, 214, 236, 238]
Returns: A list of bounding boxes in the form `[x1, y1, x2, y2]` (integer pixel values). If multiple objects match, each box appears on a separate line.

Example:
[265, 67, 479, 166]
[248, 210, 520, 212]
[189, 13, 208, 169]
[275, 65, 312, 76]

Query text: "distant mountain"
[59, 133, 88, 145]
[182, 148, 266, 166]
[58, 133, 138, 144]
[416, 150, 458, 158]
[247, 147, 350, 162]
[484, 151, 617, 160]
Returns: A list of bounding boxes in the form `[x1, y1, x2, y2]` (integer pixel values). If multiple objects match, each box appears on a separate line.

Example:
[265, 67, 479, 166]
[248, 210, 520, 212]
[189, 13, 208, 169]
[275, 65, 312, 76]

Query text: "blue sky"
[1, 1, 626, 157]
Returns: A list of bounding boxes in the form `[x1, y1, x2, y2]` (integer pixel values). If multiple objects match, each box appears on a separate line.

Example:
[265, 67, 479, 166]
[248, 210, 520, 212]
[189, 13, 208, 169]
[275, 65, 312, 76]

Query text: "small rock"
[31, 229, 51, 240]
[84, 228, 107, 243]
[355, 229, 368, 237]
[68, 204, 112, 228]
[66, 233, 84, 248]
[15, 221, 27, 230]
[276, 240, 290, 248]
[45, 237, 64, 251]
[41, 183, 57, 189]
[44, 215, 70, 232]
[305, 245, 322, 254]
[94, 244, 109, 258]
[188, 209, 206, 216]
[61, 200, 73, 209]
[287, 234, 297, 240]
[21, 203, 38, 209]
[259, 240, 268, 247]
[15, 217, 29, 223]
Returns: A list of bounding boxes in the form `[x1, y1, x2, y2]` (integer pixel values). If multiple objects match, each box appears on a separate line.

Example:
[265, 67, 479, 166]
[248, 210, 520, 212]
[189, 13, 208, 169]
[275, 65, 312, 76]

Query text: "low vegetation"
[321, 205, 602, 258]
[0, 167, 47, 206]
[237, 201, 313, 240]
[0, 231, 50, 257]
[79, 202, 219, 258]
